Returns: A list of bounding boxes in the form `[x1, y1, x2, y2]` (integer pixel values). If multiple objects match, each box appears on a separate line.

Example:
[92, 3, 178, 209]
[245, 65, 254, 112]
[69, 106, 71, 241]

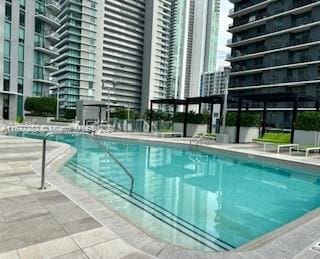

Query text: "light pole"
[102, 80, 116, 124]
[56, 83, 60, 120]
[221, 67, 230, 134]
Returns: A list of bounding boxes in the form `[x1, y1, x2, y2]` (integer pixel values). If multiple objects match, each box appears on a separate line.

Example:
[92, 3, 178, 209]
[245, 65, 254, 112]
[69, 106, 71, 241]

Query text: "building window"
[4, 40, 10, 58]
[18, 78, 24, 94]
[19, 0, 25, 9]
[18, 45, 24, 60]
[19, 27, 25, 44]
[5, 3, 12, 21]
[19, 11, 25, 27]
[4, 59, 10, 74]
[4, 76, 10, 91]
[18, 62, 24, 77]
[4, 22, 11, 39]
[33, 82, 43, 96]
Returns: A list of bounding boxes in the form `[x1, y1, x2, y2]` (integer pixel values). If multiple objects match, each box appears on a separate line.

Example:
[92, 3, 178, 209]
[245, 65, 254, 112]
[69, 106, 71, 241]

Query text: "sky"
[216, 0, 233, 69]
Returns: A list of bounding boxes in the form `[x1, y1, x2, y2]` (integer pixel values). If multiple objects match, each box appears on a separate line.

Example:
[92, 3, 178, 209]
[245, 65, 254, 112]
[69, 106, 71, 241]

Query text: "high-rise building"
[227, 0, 320, 99]
[201, 67, 230, 97]
[167, 0, 220, 102]
[101, 0, 145, 112]
[141, 0, 171, 112]
[0, 0, 60, 120]
[52, 0, 99, 112]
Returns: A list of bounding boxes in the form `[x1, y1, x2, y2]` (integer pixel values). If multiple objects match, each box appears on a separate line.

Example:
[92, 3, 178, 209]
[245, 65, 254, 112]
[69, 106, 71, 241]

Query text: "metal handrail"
[41, 132, 134, 195]
[189, 133, 216, 146]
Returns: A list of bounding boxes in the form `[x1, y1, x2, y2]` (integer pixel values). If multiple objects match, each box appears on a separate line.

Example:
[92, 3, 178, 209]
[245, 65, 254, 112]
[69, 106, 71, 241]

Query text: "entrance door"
[3, 94, 9, 120]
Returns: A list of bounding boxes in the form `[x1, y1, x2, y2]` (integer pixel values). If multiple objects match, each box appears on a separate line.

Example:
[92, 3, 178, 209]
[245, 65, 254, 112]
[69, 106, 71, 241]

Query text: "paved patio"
[0, 134, 320, 259]
[0, 136, 153, 259]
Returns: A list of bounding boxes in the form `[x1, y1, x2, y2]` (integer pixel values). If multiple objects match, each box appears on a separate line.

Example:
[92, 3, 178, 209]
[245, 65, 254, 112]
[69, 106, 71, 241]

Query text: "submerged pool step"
[65, 161, 235, 252]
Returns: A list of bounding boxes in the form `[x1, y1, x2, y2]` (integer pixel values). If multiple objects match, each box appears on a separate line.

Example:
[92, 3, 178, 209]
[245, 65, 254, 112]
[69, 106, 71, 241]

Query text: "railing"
[40, 132, 134, 196]
[190, 133, 216, 146]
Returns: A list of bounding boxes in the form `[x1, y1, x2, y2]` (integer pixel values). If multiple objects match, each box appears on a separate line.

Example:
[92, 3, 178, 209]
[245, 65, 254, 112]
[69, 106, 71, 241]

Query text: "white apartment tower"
[168, 0, 220, 101]
[101, 0, 145, 111]
[141, 0, 172, 112]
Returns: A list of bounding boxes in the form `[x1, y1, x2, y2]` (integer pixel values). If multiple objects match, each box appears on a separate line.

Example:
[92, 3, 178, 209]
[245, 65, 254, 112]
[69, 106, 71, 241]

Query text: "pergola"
[230, 92, 319, 143]
[83, 103, 109, 124]
[149, 95, 224, 137]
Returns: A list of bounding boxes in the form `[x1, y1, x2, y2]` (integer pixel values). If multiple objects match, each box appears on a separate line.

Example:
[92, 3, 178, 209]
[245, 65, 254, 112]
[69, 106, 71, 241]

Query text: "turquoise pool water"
[16, 133, 320, 251]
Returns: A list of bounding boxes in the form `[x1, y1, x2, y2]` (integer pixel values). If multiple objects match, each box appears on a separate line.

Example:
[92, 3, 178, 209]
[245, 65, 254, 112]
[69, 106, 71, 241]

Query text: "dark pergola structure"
[149, 95, 224, 137]
[230, 92, 319, 143]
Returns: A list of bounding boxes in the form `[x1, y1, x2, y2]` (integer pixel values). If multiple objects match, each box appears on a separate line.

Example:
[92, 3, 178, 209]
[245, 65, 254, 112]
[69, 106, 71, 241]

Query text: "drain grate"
[310, 242, 320, 253]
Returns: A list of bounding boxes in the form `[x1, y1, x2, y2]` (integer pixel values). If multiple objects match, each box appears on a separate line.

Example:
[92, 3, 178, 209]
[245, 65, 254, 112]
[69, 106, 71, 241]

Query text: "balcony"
[46, 0, 61, 15]
[44, 60, 59, 72]
[35, 12, 60, 28]
[45, 31, 60, 43]
[33, 74, 57, 85]
[34, 42, 59, 56]
[227, 19, 319, 47]
[229, 0, 271, 18]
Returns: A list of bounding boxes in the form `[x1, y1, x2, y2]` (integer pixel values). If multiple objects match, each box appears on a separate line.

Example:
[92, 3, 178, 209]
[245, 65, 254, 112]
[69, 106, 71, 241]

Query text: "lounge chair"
[289, 145, 320, 157]
[156, 132, 183, 138]
[253, 132, 298, 153]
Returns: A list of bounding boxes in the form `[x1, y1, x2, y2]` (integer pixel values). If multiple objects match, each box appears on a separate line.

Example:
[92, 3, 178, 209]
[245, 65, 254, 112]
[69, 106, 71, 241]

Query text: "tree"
[24, 97, 57, 116]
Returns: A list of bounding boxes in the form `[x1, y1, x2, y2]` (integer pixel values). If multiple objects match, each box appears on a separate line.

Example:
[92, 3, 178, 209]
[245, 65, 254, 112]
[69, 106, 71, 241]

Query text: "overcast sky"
[216, 1, 233, 69]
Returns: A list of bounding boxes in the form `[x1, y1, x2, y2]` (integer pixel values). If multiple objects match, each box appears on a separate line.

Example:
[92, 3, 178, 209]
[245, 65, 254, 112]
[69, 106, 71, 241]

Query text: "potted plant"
[173, 111, 209, 137]
[226, 112, 262, 143]
[294, 112, 320, 146]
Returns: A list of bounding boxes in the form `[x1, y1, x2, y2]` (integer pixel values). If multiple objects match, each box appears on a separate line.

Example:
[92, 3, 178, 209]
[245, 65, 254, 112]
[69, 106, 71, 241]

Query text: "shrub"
[173, 111, 209, 124]
[64, 109, 76, 119]
[24, 96, 57, 116]
[144, 110, 173, 121]
[16, 116, 23, 123]
[226, 112, 262, 127]
[295, 112, 320, 131]
[112, 108, 140, 120]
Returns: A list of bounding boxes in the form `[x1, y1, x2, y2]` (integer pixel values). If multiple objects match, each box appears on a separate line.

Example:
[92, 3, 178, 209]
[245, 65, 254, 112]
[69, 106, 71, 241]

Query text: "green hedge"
[112, 108, 140, 120]
[295, 112, 320, 131]
[24, 96, 57, 116]
[226, 112, 262, 127]
[143, 110, 173, 121]
[64, 109, 76, 119]
[173, 111, 209, 124]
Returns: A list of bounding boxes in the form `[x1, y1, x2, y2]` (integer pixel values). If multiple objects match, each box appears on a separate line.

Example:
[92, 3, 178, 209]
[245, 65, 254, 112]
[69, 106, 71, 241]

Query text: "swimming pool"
[18, 133, 320, 251]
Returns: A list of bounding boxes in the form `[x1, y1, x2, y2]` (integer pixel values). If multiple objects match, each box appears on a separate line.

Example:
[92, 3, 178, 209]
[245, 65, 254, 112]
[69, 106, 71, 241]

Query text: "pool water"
[17, 133, 320, 251]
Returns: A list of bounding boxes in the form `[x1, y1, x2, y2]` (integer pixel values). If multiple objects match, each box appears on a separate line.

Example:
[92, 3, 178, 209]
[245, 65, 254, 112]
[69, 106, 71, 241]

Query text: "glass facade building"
[0, 0, 59, 120]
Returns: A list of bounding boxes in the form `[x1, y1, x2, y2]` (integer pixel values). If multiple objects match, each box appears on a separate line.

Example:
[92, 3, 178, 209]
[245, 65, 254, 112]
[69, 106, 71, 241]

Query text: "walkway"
[0, 136, 153, 259]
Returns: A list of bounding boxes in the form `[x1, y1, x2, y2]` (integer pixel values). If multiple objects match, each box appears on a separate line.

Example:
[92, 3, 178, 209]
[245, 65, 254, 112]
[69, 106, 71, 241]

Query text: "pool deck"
[0, 133, 320, 258]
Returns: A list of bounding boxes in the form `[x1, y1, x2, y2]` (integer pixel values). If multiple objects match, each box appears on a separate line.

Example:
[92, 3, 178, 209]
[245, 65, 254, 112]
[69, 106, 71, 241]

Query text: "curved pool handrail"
[41, 132, 134, 196]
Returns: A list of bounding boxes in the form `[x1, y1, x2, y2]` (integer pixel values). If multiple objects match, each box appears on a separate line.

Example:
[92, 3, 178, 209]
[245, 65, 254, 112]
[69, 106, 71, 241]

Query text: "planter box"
[294, 130, 320, 146]
[173, 123, 207, 137]
[25, 115, 54, 125]
[226, 126, 260, 143]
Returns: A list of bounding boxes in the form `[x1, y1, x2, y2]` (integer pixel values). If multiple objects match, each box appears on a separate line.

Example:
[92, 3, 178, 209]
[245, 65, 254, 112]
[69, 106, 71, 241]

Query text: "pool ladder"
[40, 132, 134, 196]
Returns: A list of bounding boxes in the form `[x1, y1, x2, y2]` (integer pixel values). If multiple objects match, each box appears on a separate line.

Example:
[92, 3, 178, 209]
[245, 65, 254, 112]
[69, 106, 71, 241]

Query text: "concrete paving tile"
[293, 249, 320, 259]
[60, 216, 101, 235]
[52, 250, 89, 259]
[0, 250, 20, 259]
[33, 190, 70, 207]
[138, 240, 167, 256]
[83, 239, 137, 259]
[0, 189, 31, 199]
[71, 226, 117, 249]
[18, 236, 78, 259]
[0, 214, 67, 253]
[121, 251, 155, 259]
